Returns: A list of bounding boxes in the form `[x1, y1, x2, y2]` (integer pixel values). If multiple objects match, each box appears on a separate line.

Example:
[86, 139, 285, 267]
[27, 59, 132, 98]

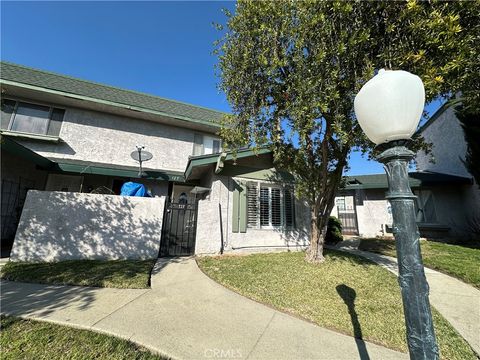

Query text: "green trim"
[1, 79, 222, 130]
[239, 182, 247, 233]
[344, 172, 472, 190]
[0, 135, 54, 168]
[0, 130, 61, 143]
[222, 164, 295, 183]
[184, 147, 272, 180]
[232, 184, 240, 233]
[52, 161, 185, 182]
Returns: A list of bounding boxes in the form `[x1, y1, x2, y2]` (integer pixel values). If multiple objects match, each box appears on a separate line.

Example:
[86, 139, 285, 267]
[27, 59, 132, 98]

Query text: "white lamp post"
[354, 69, 439, 360]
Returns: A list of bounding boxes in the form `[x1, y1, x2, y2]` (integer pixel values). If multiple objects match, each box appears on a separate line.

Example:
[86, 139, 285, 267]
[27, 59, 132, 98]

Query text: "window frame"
[246, 180, 295, 230]
[1, 98, 65, 136]
[192, 133, 223, 156]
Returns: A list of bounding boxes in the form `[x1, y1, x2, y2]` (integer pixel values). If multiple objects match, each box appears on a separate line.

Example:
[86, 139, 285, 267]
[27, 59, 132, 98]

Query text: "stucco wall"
[15, 106, 217, 172]
[355, 189, 392, 238]
[10, 190, 165, 262]
[416, 107, 480, 238]
[195, 174, 310, 255]
[416, 107, 469, 177]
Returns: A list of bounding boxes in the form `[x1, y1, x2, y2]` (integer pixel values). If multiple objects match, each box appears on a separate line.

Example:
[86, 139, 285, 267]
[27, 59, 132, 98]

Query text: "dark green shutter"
[232, 181, 247, 233]
[239, 182, 247, 233]
[232, 185, 239, 233]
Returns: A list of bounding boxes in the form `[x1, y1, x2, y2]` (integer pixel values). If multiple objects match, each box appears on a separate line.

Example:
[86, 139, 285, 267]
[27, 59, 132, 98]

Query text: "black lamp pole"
[377, 140, 439, 360]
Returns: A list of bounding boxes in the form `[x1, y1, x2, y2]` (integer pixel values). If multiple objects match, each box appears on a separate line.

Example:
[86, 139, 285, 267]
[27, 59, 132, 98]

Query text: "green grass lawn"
[358, 238, 480, 288]
[0, 259, 156, 288]
[197, 250, 476, 360]
[0, 316, 166, 360]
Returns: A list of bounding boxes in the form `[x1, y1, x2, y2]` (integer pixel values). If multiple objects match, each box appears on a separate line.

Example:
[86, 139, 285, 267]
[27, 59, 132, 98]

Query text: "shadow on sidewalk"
[336, 284, 371, 360]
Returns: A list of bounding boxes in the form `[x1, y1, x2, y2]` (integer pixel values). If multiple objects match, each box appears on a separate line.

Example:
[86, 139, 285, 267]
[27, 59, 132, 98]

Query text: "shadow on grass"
[337, 284, 371, 360]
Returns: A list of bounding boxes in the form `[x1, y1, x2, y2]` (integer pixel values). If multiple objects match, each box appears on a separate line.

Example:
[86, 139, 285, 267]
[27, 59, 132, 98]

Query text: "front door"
[159, 200, 198, 257]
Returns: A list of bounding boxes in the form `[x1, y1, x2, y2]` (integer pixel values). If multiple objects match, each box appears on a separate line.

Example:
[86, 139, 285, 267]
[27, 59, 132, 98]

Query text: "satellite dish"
[130, 147, 153, 178]
[130, 150, 153, 162]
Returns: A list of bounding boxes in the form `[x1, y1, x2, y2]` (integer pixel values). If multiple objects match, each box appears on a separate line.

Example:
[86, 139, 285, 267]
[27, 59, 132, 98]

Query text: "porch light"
[354, 69, 439, 360]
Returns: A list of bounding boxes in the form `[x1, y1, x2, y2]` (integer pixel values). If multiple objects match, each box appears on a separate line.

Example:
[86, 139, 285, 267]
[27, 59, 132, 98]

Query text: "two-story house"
[332, 104, 478, 240]
[1, 62, 310, 261]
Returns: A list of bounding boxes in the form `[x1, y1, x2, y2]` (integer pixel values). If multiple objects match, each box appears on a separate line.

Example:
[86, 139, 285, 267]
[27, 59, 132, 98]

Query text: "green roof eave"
[0, 135, 54, 168]
[184, 148, 272, 180]
[52, 161, 185, 182]
[1, 79, 222, 130]
[344, 172, 472, 190]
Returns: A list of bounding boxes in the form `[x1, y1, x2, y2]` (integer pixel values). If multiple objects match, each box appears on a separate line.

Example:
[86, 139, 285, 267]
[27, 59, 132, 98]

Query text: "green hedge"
[325, 216, 343, 244]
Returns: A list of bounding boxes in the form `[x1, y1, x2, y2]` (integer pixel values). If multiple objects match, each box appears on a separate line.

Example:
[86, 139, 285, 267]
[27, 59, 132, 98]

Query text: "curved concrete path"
[1, 257, 407, 360]
[329, 241, 480, 356]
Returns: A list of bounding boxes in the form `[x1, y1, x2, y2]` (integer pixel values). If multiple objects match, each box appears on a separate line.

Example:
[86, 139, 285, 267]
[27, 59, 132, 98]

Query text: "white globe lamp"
[354, 69, 425, 144]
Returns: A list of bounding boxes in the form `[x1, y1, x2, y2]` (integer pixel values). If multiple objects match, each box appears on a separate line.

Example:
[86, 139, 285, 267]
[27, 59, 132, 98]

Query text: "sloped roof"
[344, 171, 472, 190]
[0, 61, 225, 126]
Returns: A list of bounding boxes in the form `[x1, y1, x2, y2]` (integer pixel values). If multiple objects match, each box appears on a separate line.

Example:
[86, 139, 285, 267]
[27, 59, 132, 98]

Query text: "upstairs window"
[247, 182, 295, 229]
[1, 99, 65, 137]
[192, 133, 222, 156]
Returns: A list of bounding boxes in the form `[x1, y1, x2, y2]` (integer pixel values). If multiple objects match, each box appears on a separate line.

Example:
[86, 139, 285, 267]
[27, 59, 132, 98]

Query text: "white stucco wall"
[416, 106, 469, 177]
[355, 190, 392, 238]
[10, 190, 165, 262]
[416, 106, 480, 238]
[15, 106, 217, 172]
[195, 174, 310, 255]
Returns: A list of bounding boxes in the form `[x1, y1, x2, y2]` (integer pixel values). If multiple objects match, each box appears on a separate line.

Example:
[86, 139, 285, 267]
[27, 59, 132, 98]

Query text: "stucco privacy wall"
[15, 107, 209, 172]
[195, 174, 310, 254]
[10, 190, 165, 262]
[355, 189, 392, 237]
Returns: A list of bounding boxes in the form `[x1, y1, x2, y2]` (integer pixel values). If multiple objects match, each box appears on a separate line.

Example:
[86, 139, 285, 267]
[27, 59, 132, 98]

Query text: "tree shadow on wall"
[11, 191, 164, 262]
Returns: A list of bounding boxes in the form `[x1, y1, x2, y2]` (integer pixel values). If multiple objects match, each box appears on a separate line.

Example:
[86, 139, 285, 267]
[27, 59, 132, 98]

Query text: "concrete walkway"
[329, 241, 480, 356]
[1, 257, 407, 360]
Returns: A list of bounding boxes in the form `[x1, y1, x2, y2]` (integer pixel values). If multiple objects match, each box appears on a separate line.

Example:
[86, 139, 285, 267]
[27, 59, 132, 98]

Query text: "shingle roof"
[0, 61, 225, 126]
[344, 171, 472, 190]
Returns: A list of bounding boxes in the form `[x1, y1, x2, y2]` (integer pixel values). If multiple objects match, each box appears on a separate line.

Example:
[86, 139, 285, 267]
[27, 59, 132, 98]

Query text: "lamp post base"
[377, 141, 439, 360]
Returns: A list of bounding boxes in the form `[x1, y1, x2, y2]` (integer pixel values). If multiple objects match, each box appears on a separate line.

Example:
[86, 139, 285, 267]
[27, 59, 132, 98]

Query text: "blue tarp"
[120, 182, 148, 197]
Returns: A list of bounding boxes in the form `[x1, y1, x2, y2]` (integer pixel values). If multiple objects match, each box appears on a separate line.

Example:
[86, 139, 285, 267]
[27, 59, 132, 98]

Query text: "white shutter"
[284, 188, 294, 228]
[247, 182, 259, 228]
[271, 188, 281, 226]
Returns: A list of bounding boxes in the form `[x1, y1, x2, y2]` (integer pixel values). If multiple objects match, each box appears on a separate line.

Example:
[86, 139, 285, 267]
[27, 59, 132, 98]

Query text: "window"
[1, 99, 65, 136]
[247, 182, 295, 228]
[192, 133, 222, 155]
[414, 190, 437, 223]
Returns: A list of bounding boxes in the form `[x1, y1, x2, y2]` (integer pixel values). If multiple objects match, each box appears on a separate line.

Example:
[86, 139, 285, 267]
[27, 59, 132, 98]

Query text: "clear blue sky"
[1, 1, 442, 176]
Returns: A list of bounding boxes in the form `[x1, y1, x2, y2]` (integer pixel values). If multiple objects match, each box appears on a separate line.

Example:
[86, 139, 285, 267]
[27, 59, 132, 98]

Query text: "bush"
[325, 216, 343, 245]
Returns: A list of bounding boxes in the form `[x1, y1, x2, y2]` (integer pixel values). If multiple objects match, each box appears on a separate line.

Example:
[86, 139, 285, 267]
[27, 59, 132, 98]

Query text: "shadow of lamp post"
[354, 69, 439, 360]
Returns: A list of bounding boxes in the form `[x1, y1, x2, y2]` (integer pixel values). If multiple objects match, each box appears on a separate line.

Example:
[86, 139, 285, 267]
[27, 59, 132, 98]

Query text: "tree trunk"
[305, 210, 325, 263]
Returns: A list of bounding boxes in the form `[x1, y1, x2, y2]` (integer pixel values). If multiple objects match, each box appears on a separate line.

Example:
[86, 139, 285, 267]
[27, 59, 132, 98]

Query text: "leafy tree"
[216, 0, 480, 262]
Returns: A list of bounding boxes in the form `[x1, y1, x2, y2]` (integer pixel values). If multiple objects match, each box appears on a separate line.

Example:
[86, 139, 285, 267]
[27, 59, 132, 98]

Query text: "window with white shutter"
[247, 182, 259, 228]
[246, 181, 295, 229]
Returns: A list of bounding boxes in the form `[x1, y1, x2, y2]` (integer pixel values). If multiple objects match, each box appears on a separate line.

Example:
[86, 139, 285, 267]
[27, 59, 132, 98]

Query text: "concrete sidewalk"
[330, 241, 480, 356]
[1, 257, 407, 360]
